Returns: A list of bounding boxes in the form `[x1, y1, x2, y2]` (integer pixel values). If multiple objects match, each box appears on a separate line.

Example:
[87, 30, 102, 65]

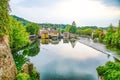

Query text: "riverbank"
[78, 37, 120, 61]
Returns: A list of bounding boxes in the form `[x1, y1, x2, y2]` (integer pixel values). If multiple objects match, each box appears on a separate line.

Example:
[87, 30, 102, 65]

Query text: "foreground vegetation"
[97, 61, 120, 80]
[0, 1, 40, 80]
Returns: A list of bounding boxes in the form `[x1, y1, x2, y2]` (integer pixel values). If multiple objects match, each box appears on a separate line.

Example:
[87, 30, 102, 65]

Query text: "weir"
[78, 38, 120, 61]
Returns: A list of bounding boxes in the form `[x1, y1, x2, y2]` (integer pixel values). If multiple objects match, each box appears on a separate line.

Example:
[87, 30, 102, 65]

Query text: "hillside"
[11, 15, 30, 25]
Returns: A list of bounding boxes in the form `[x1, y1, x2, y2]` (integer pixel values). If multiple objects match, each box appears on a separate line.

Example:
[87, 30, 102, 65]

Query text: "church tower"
[72, 21, 76, 26]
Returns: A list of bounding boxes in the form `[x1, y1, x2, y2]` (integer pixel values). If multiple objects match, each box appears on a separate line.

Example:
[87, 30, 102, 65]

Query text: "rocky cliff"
[0, 36, 17, 80]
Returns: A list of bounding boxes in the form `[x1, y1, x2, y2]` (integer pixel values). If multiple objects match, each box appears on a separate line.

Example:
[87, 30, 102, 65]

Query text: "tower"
[72, 21, 76, 26]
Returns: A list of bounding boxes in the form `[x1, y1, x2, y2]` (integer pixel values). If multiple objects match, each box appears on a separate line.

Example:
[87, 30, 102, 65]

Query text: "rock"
[98, 76, 104, 80]
[21, 62, 40, 80]
[21, 62, 33, 75]
[0, 36, 17, 80]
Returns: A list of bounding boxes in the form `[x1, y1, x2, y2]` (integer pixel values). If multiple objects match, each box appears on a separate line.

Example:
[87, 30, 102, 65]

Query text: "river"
[23, 39, 114, 80]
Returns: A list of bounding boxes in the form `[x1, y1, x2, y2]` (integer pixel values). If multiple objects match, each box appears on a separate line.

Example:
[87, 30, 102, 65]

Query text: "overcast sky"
[9, 0, 120, 27]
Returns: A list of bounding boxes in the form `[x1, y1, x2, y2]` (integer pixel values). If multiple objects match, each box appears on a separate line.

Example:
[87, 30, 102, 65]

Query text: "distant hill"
[39, 23, 67, 29]
[11, 15, 30, 25]
[11, 15, 67, 29]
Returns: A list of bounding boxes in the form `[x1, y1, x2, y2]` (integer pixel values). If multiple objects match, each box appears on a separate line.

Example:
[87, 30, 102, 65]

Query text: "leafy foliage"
[96, 61, 120, 80]
[105, 21, 120, 48]
[12, 15, 30, 25]
[13, 41, 40, 71]
[30, 69, 39, 80]
[105, 24, 115, 45]
[9, 16, 29, 50]
[26, 23, 40, 35]
[16, 73, 30, 80]
[65, 25, 71, 32]
[93, 29, 102, 38]
[77, 28, 92, 36]
[0, 0, 10, 37]
[23, 40, 40, 57]
[65, 25, 77, 33]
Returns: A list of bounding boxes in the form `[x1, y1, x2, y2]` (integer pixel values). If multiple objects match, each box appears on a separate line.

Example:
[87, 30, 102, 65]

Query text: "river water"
[27, 39, 114, 80]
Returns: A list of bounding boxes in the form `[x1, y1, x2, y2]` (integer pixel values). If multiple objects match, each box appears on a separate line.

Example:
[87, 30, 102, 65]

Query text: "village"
[39, 22, 77, 40]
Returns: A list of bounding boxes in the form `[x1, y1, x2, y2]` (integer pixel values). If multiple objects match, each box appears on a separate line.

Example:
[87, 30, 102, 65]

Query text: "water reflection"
[29, 39, 114, 80]
[41, 39, 49, 44]
[63, 38, 69, 43]
[41, 39, 77, 48]
[13, 50, 29, 71]
[13, 40, 40, 71]
[69, 39, 77, 48]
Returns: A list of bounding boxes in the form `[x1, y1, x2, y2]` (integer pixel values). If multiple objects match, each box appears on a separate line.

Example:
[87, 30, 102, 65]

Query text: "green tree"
[65, 25, 77, 33]
[0, 0, 10, 37]
[69, 25, 77, 33]
[84, 28, 92, 36]
[26, 23, 40, 35]
[65, 25, 71, 32]
[9, 16, 29, 50]
[93, 29, 102, 38]
[111, 21, 120, 48]
[97, 61, 120, 80]
[105, 24, 115, 45]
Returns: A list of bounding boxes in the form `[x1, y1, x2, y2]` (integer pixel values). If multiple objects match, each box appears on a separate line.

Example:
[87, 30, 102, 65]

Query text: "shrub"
[96, 66, 106, 76]
[96, 61, 120, 80]
[16, 73, 30, 80]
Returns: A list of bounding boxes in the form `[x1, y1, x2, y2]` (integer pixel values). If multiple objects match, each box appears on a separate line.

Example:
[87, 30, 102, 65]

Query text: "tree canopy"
[65, 25, 77, 33]
[26, 23, 40, 35]
[9, 16, 29, 50]
[0, 0, 10, 37]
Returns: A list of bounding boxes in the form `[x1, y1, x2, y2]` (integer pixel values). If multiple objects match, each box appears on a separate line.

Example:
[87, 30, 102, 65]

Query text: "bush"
[30, 69, 39, 80]
[16, 73, 30, 80]
[96, 61, 120, 80]
[96, 66, 106, 76]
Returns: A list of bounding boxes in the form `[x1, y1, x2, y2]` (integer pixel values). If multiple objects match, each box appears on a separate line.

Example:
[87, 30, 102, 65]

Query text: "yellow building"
[41, 30, 49, 39]
[40, 28, 59, 39]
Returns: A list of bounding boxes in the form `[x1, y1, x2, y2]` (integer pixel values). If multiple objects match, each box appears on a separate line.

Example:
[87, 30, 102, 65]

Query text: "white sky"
[9, 0, 120, 27]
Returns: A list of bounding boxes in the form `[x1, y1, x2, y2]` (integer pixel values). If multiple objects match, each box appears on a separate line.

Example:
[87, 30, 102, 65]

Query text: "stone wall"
[0, 36, 17, 80]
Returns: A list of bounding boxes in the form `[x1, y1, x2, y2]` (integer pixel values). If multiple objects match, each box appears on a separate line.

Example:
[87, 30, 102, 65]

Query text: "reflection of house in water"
[63, 38, 69, 43]
[63, 32, 76, 39]
[50, 39, 59, 44]
[63, 32, 70, 39]
[41, 39, 49, 44]
[70, 39, 76, 48]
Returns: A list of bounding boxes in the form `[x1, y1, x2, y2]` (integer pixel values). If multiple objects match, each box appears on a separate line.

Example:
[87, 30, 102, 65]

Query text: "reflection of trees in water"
[23, 40, 40, 57]
[13, 51, 29, 71]
[12, 40, 40, 71]
[69, 39, 77, 48]
[63, 38, 77, 48]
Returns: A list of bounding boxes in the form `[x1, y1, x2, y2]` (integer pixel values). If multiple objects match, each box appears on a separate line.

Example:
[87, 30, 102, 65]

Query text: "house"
[40, 28, 60, 39]
[40, 29, 49, 39]
[49, 29, 59, 39]
[63, 32, 70, 39]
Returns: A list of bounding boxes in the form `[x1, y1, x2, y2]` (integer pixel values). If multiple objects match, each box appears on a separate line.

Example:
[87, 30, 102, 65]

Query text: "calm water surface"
[29, 39, 114, 80]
